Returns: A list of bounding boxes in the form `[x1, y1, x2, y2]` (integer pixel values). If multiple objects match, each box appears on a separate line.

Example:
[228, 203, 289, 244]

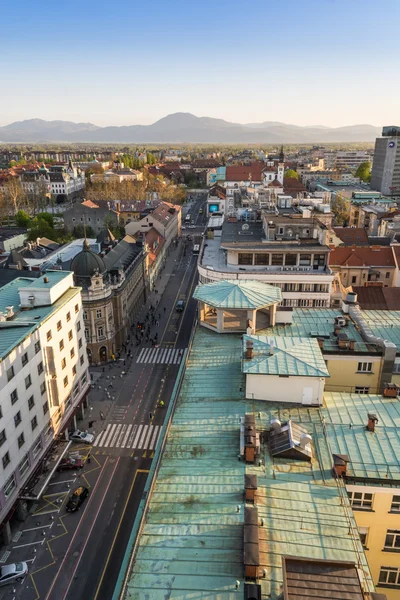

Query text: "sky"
[1, 0, 399, 128]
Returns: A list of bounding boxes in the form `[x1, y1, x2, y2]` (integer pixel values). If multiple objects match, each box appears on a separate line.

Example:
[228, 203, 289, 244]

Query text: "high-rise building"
[371, 126, 400, 196]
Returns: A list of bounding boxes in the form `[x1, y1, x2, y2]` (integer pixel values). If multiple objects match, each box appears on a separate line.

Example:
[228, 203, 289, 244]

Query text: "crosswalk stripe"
[136, 347, 187, 364]
[149, 426, 160, 449]
[121, 424, 133, 447]
[137, 426, 148, 449]
[164, 349, 172, 364]
[137, 348, 145, 362]
[93, 425, 109, 447]
[110, 424, 123, 447]
[102, 423, 117, 448]
[143, 426, 154, 449]
[116, 424, 127, 446]
[159, 348, 167, 363]
[132, 425, 143, 448]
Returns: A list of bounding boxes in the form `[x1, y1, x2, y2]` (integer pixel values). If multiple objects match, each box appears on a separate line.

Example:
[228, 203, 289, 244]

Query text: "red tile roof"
[332, 227, 369, 245]
[268, 179, 283, 188]
[329, 246, 395, 267]
[352, 286, 400, 310]
[81, 199, 100, 209]
[225, 162, 264, 182]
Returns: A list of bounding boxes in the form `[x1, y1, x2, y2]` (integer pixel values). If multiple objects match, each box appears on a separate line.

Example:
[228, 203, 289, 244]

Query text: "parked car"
[176, 300, 185, 312]
[181, 226, 186, 230]
[66, 486, 89, 513]
[69, 430, 94, 445]
[188, 225, 196, 229]
[0, 563, 28, 586]
[57, 457, 83, 471]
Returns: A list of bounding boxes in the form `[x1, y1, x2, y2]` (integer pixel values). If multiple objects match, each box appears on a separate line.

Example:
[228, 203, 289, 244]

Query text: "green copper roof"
[193, 280, 282, 309]
[124, 329, 373, 600]
[242, 335, 330, 377]
[361, 310, 400, 350]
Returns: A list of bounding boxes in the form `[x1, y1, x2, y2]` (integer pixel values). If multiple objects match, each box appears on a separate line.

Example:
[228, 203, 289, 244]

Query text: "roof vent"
[346, 291, 357, 304]
[43, 276, 49, 284]
[299, 433, 312, 449]
[367, 413, 378, 432]
[246, 339, 254, 359]
[270, 418, 281, 434]
[5, 306, 14, 320]
[332, 453, 350, 478]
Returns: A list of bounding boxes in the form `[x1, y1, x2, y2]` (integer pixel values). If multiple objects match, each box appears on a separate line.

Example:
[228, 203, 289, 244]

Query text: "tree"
[5, 178, 25, 214]
[332, 193, 350, 226]
[355, 161, 371, 183]
[72, 224, 95, 238]
[15, 210, 31, 227]
[284, 169, 299, 180]
[27, 217, 58, 241]
[36, 212, 54, 228]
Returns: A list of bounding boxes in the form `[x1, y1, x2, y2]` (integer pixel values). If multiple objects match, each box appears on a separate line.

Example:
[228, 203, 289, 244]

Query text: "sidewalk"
[77, 239, 184, 434]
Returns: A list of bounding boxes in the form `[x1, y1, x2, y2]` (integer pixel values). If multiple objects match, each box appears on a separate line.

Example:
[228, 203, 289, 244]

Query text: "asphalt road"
[3, 194, 206, 600]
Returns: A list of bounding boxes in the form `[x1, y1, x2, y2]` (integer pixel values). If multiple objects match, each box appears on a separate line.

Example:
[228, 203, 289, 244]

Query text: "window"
[63, 376, 68, 388]
[68, 330, 73, 341]
[0, 430, 6, 447]
[299, 254, 311, 266]
[3, 474, 15, 497]
[2, 452, 10, 469]
[75, 303, 79, 313]
[77, 321, 81, 332]
[59, 339, 64, 351]
[7, 366, 15, 382]
[21, 352, 28, 367]
[57, 320, 62, 331]
[47, 330, 52, 341]
[14, 411, 22, 427]
[386, 272, 391, 279]
[18, 432, 25, 448]
[357, 362, 372, 373]
[31, 416, 38, 431]
[10, 389, 18, 405]
[83, 311, 88, 320]
[393, 363, 400, 374]
[238, 253, 253, 265]
[32, 437, 42, 458]
[34, 341, 41, 354]
[70, 348, 75, 359]
[313, 254, 326, 267]
[348, 490, 373, 509]
[384, 530, 400, 551]
[28, 396, 35, 410]
[271, 254, 284, 266]
[98, 327, 104, 338]
[40, 382, 46, 396]
[254, 254, 269, 265]
[352, 276, 357, 284]
[37, 361, 44, 375]
[355, 386, 370, 394]
[96, 309, 102, 319]
[61, 358, 66, 370]
[25, 374, 32, 389]
[391, 495, 400, 512]
[72, 365, 77, 375]
[358, 527, 369, 547]
[379, 566, 400, 587]
[80, 355, 84, 366]
[78, 338, 82, 349]
[66, 311, 71, 322]
[19, 454, 29, 478]
[81, 372, 88, 386]
[285, 254, 297, 266]
[43, 401, 49, 415]
[84, 328, 90, 340]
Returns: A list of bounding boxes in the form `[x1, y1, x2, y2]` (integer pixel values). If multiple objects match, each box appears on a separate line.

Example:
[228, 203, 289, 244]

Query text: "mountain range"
[0, 113, 381, 144]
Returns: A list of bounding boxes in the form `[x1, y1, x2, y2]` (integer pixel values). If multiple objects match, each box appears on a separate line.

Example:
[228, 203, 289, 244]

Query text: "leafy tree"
[355, 161, 371, 183]
[72, 225, 95, 238]
[36, 212, 54, 228]
[332, 193, 350, 226]
[27, 217, 58, 241]
[5, 178, 25, 214]
[284, 169, 299, 180]
[15, 209, 31, 227]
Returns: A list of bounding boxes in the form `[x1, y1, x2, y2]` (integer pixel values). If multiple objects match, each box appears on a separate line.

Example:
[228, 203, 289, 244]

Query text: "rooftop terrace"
[123, 328, 373, 599]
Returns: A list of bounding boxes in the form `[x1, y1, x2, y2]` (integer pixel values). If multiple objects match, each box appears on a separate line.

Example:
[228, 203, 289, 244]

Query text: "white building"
[0, 271, 89, 534]
[335, 151, 370, 169]
[20, 162, 85, 202]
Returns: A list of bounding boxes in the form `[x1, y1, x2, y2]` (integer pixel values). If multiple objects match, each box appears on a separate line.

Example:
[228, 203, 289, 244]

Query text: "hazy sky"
[1, 0, 399, 128]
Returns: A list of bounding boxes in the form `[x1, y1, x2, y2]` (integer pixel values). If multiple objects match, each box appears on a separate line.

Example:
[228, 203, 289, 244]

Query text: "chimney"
[348, 339, 355, 351]
[367, 413, 378, 432]
[246, 340, 254, 359]
[332, 454, 350, 478]
[5, 306, 14, 320]
[43, 276, 49, 284]
[317, 337, 324, 349]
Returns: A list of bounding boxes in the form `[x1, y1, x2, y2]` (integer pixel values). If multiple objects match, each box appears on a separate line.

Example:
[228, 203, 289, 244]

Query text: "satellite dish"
[242, 223, 250, 231]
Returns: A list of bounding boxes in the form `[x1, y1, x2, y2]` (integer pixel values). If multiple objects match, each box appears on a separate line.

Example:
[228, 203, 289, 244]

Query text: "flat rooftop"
[362, 309, 400, 351]
[123, 328, 373, 599]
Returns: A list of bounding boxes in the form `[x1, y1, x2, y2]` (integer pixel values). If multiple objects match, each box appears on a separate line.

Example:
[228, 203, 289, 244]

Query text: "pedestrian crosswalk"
[136, 347, 185, 365]
[93, 423, 161, 450]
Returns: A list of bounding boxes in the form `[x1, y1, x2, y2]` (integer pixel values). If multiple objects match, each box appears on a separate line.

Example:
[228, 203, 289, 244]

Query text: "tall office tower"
[371, 126, 400, 196]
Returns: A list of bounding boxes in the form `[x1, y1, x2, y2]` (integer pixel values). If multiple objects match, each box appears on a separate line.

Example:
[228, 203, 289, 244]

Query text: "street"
[0, 193, 206, 600]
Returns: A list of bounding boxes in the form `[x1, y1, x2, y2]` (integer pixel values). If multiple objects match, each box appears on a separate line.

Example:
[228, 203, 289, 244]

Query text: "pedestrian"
[108, 382, 113, 388]
[102, 367, 105, 373]
[164, 307, 166, 313]
[100, 411, 105, 420]
[156, 320, 159, 327]
[87, 452, 91, 464]
[123, 359, 126, 366]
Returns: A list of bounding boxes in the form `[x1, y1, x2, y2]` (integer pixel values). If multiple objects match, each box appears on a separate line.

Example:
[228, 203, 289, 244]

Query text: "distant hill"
[0, 113, 381, 143]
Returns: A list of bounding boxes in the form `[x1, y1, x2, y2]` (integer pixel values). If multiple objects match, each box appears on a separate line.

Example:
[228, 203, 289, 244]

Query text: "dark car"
[57, 457, 83, 471]
[66, 486, 89, 512]
[176, 300, 185, 312]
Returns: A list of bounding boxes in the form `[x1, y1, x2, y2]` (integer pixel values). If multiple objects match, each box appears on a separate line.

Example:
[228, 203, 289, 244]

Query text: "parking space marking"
[48, 478, 76, 486]
[22, 524, 52, 533]
[43, 491, 72, 498]
[13, 539, 45, 549]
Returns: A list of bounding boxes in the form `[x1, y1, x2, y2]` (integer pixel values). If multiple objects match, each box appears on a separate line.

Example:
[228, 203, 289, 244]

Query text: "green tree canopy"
[284, 169, 299, 180]
[355, 161, 371, 183]
[36, 212, 54, 228]
[15, 209, 31, 227]
[27, 217, 58, 241]
[332, 193, 350, 226]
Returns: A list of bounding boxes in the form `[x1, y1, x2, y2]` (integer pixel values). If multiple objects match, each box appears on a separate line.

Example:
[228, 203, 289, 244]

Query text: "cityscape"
[1, 1, 400, 600]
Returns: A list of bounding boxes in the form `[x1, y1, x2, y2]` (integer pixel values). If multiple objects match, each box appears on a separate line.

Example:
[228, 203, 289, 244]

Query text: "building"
[63, 199, 118, 235]
[0, 228, 27, 253]
[329, 246, 397, 288]
[70, 237, 146, 364]
[117, 326, 376, 599]
[199, 213, 334, 308]
[20, 162, 85, 203]
[125, 202, 181, 253]
[0, 271, 89, 538]
[371, 126, 400, 196]
[336, 151, 371, 169]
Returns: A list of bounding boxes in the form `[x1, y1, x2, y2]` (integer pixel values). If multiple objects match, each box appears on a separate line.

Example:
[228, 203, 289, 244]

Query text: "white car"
[69, 430, 95, 445]
[188, 225, 196, 229]
[0, 563, 28, 586]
